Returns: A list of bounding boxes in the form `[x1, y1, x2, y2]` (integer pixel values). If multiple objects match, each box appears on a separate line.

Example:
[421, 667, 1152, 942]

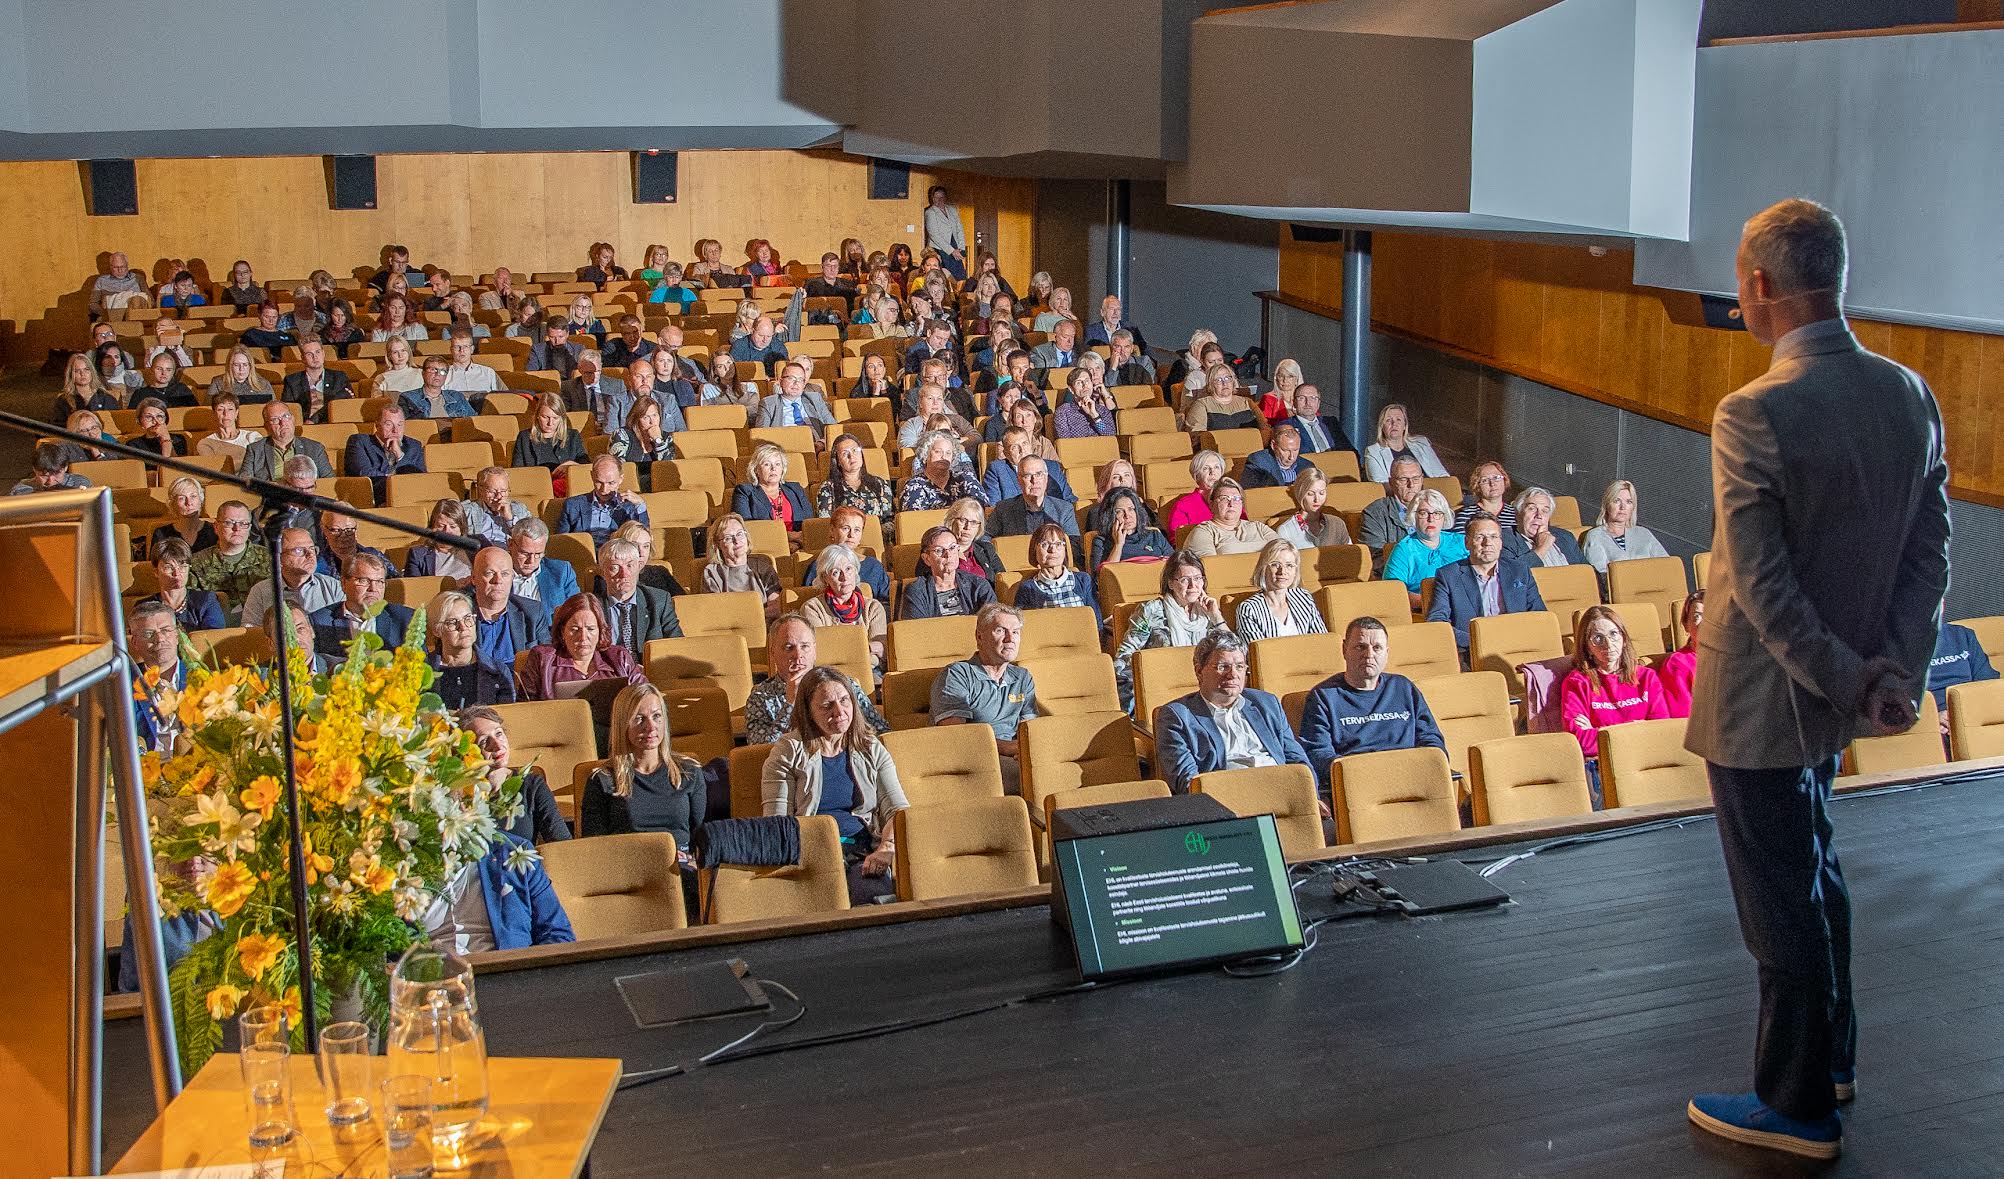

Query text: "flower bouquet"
[141, 612, 525, 1074]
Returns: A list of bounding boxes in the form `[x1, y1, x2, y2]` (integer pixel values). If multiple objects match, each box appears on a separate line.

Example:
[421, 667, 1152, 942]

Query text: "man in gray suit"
[1684, 199, 1950, 1160]
[239, 401, 332, 483]
[559, 349, 628, 433]
[754, 361, 835, 441]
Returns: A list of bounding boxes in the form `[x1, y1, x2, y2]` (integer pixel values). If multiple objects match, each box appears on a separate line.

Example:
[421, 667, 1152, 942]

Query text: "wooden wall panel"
[1278, 225, 2004, 505]
[0, 150, 1035, 364]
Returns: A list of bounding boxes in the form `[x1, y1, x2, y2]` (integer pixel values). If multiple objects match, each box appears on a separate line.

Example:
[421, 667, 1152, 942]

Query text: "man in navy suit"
[1427, 514, 1548, 653]
[310, 551, 415, 660]
[1283, 384, 1358, 456]
[343, 403, 426, 503]
[1155, 632, 1316, 798]
[555, 454, 649, 546]
[127, 599, 188, 753]
[526, 319, 581, 377]
[421, 832, 574, 953]
[508, 519, 580, 623]
[1241, 424, 1315, 490]
[466, 546, 550, 670]
[1499, 487, 1588, 568]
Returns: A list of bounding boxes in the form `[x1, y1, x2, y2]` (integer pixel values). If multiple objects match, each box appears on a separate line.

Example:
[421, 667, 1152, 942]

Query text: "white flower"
[503, 843, 541, 874]
[190, 790, 260, 855]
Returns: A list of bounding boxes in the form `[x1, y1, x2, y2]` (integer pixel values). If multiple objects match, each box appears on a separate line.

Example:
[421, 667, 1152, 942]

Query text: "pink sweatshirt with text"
[1559, 665, 1670, 759]
[1659, 646, 1697, 719]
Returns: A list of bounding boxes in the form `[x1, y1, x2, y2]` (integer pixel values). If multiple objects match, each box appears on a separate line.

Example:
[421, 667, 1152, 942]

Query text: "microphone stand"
[0, 409, 482, 1049]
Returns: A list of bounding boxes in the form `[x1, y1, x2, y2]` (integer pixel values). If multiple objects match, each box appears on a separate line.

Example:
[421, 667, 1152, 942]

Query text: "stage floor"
[105, 771, 2004, 1176]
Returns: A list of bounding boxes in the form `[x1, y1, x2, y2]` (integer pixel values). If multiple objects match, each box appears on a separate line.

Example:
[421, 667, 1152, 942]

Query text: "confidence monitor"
[1052, 796, 1303, 982]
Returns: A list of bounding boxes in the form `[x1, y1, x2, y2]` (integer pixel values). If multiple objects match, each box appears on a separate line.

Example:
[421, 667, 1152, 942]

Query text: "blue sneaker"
[1688, 1092, 1841, 1160]
[1833, 1069, 1856, 1103]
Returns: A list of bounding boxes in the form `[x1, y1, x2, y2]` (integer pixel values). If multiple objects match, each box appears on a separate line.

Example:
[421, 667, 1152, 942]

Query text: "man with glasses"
[314, 503, 393, 580]
[239, 401, 332, 483]
[240, 527, 343, 635]
[189, 499, 273, 622]
[309, 551, 413, 658]
[592, 537, 681, 662]
[127, 600, 186, 754]
[507, 518, 579, 623]
[1359, 457, 1428, 573]
[462, 467, 534, 548]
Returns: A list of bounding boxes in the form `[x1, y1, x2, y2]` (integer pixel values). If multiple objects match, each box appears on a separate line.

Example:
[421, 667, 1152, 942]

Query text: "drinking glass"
[379, 1075, 437, 1179]
[239, 1041, 297, 1151]
[317, 1020, 375, 1131]
[239, 1004, 290, 1049]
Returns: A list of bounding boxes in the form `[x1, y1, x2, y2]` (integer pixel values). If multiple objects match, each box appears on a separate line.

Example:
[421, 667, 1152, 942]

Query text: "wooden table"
[112, 1054, 621, 1178]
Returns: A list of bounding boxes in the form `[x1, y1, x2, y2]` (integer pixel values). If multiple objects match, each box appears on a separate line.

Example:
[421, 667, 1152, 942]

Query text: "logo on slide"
[1183, 830, 1210, 856]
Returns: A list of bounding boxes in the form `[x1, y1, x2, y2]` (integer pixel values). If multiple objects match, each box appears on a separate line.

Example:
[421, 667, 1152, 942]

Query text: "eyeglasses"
[324, 527, 358, 540]
[925, 545, 958, 557]
[219, 518, 252, 530]
[349, 577, 387, 589]
[1474, 475, 1507, 486]
[281, 545, 316, 557]
[439, 616, 476, 629]
[133, 626, 177, 643]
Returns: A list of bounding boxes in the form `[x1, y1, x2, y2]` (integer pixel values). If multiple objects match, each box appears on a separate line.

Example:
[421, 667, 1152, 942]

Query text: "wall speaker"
[632, 151, 679, 203]
[1699, 292, 1747, 331]
[81, 159, 138, 217]
[325, 155, 378, 210]
[1288, 223, 1344, 244]
[868, 158, 909, 201]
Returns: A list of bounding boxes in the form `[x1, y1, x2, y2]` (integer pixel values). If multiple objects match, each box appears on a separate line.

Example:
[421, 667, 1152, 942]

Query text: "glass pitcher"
[386, 943, 489, 1152]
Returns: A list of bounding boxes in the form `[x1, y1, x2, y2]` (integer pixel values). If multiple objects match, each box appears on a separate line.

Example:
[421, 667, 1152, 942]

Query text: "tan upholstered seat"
[1132, 645, 1202, 732]
[701, 814, 849, 924]
[644, 635, 754, 714]
[1948, 679, 2004, 761]
[1598, 717, 1708, 809]
[1414, 670, 1514, 781]
[1586, 601, 1667, 658]
[384, 471, 457, 507]
[1018, 712, 1141, 816]
[1318, 579, 1413, 631]
[540, 832, 687, 939]
[1329, 746, 1459, 845]
[1021, 653, 1121, 716]
[1382, 621, 1460, 682]
[675, 591, 769, 670]
[1191, 764, 1326, 858]
[886, 615, 976, 671]
[1606, 555, 1688, 641]
[1843, 694, 1946, 775]
[659, 684, 733, 764]
[728, 743, 773, 820]
[1018, 606, 1102, 661]
[1953, 615, 2004, 667]
[492, 699, 596, 812]
[893, 797, 1039, 901]
[882, 723, 1006, 804]
[1249, 633, 1343, 701]
[1469, 611, 1564, 694]
[812, 623, 876, 690]
[1531, 564, 1601, 635]
[187, 626, 273, 666]
[881, 665, 942, 730]
[1469, 733, 1594, 825]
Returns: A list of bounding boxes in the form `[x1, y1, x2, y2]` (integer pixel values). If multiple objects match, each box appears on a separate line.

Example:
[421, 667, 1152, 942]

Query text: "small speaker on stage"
[1699, 292, 1747, 331]
[1289, 223, 1344, 244]
[325, 155, 378, 210]
[868, 158, 909, 201]
[81, 159, 138, 217]
[632, 151, 678, 204]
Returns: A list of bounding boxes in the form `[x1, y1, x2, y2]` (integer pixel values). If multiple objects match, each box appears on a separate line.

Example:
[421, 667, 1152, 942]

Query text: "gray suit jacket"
[1684, 320, 1950, 769]
[240, 437, 333, 483]
[754, 389, 835, 430]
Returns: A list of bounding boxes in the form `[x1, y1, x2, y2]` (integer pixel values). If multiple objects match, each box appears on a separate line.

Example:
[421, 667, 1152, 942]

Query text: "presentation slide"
[1058, 816, 1302, 980]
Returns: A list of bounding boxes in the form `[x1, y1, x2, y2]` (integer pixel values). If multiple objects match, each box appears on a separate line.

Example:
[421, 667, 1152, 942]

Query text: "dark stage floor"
[104, 772, 2004, 1176]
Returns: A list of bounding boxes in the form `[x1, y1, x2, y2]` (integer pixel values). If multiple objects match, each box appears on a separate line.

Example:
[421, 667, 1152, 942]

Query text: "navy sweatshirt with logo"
[1298, 672, 1446, 789]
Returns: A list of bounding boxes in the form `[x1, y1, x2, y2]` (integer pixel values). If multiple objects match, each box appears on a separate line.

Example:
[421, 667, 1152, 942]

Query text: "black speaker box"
[325, 155, 378, 210]
[868, 158, 909, 201]
[81, 159, 138, 217]
[1289, 223, 1345, 244]
[1699, 292, 1747, 331]
[632, 151, 679, 203]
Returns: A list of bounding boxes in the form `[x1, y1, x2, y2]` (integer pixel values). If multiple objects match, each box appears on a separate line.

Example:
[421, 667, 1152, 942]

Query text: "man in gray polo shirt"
[930, 603, 1039, 794]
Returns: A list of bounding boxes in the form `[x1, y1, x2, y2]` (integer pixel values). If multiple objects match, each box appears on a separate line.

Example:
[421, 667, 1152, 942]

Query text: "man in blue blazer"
[1499, 487, 1588, 568]
[1426, 514, 1547, 652]
[1241, 424, 1315, 490]
[343, 403, 427, 503]
[466, 547, 552, 669]
[309, 551, 415, 660]
[127, 599, 188, 753]
[422, 833, 575, 953]
[508, 519, 581, 622]
[1282, 384, 1358, 456]
[555, 455, 649, 545]
[1154, 632, 1314, 797]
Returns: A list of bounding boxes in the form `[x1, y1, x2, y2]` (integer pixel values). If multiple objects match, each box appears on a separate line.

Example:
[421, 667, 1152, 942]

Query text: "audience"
[762, 667, 910, 902]
[1163, 450, 1226, 537]
[13, 442, 90, 495]
[195, 503, 278, 621]
[1363, 402, 1449, 481]
[460, 706, 570, 845]
[580, 684, 705, 916]
[54, 352, 122, 420]
[1013, 522, 1103, 625]
[609, 397, 676, 470]
[426, 591, 516, 709]
[1382, 489, 1466, 610]
[1053, 370, 1118, 439]
[508, 519, 579, 616]
[702, 513, 783, 619]
[1275, 468, 1351, 550]
[1241, 424, 1312, 490]
[238, 525, 338, 630]
[516, 593, 646, 701]
[310, 551, 414, 658]
[731, 442, 813, 529]
[746, 615, 889, 747]
[1925, 617, 1997, 715]
[281, 338, 351, 420]
[209, 346, 277, 407]
[372, 337, 427, 398]
[899, 431, 985, 512]
[512, 392, 589, 470]
[931, 603, 1038, 793]
[593, 537, 683, 662]
[899, 525, 997, 620]
[1560, 605, 1670, 806]
[1183, 364, 1265, 435]
[464, 545, 549, 674]
[1299, 617, 1447, 787]
[1502, 487, 1587, 567]
[344, 404, 427, 501]
[989, 456, 1079, 542]
[1089, 486, 1173, 570]
[801, 506, 892, 600]
[799, 545, 889, 674]
[144, 538, 226, 632]
[1184, 479, 1279, 557]
[1156, 632, 1316, 799]
[316, 504, 390, 579]
[150, 476, 217, 553]
[757, 362, 837, 435]
[946, 496, 1005, 581]
[400, 355, 477, 420]
[195, 393, 262, 464]
[462, 467, 534, 547]
[403, 499, 474, 580]
[817, 435, 896, 525]
[558, 455, 649, 544]
[564, 350, 628, 430]
[980, 427, 1075, 505]
[129, 398, 187, 458]
[1234, 539, 1326, 640]
[127, 600, 186, 753]
[1453, 461, 1518, 531]
[1581, 479, 1671, 573]
[1426, 514, 1547, 654]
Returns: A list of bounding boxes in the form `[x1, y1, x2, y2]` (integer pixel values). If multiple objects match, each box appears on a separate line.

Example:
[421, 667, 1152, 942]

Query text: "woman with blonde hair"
[1163, 449, 1226, 538]
[730, 298, 762, 342]
[445, 290, 490, 338]
[761, 665, 908, 901]
[1382, 488, 1466, 609]
[1031, 286, 1077, 333]
[1234, 538, 1327, 640]
[1183, 363, 1266, 436]
[371, 335, 425, 398]
[1168, 328, 1219, 393]
[730, 442, 812, 530]
[1262, 358, 1305, 422]
[510, 391, 587, 471]
[702, 513, 782, 619]
[1275, 467, 1352, 549]
[581, 683, 706, 914]
[1362, 402, 1449, 481]
[206, 346, 275, 405]
[866, 294, 911, 340]
[1581, 479, 1671, 573]
[636, 243, 674, 282]
[54, 351, 120, 421]
[150, 476, 217, 554]
[1023, 270, 1055, 312]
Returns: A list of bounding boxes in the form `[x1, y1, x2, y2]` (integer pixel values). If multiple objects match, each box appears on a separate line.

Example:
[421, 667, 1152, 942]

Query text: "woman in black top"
[511, 391, 588, 471]
[582, 683, 706, 917]
[137, 355, 199, 409]
[460, 705, 570, 845]
[321, 298, 367, 358]
[129, 398, 188, 457]
[425, 591, 516, 710]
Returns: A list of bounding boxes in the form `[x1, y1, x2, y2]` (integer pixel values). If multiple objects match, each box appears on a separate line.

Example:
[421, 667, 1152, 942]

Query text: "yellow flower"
[320, 761, 362, 809]
[204, 861, 258, 917]
[235, 932, 287, 980]
[302, 835, 333, 886]
[205, 983, 246, 1021]
[275, 986, 301, 1029]
[356, 858, 396, 895]
[240, 775, 282, 820]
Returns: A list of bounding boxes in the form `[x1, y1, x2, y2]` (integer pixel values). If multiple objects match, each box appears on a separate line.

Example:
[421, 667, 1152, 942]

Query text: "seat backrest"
[1469, 733, 1593, 826]
[1329, 746, 1459, 845]
[1469, 611, 1564, 694]
[1018, 711, 1141, 813]
[701, 813, 849, 924]
[385, 470, 458, 507]
[188, 626, 272, 666]
[810, 623, 875, 690]
[1021, 653, 1121, 716]
[643, 634, 754, 713]
[1317, 580, 1412, 632]
[1531, 564, 1601, 632]
[886, 614, 977, 671]
[1132, 644, 1202, 730]
[882, 723, 1006, 804]
[1598, 717, 1708, 809]
[1306, 450, 1363, 482]
[880, 665, 942, 730]
[1381, 621, 1460, 682]
[1414, 670, 1514, 780]
[1097, 559, 1167, 606]
[1948, 679, 2004, 761]
[1249, 633, 1343, 701]
[1843, 694, 1946, 776]
[659, 683, 733, 765]
[728, 742, 773, 820]
[1018, 605, 1101, 661]
[491, 699, 596, 803]
[385, 574, 452, 608]
[427, 440, 495, 474]
[1309, 543, 1372, 586]
[893, 797, 1039, 901]
[1587, 601, 1666, 658]
[1952, 615, 2004, 668]
[1191, 764, 1326, 859]
[1605, 555, 1688, 628]
[674, 590, 769, 669]
[539, 832, 687, 940]
[1055, 435, 1120, 471]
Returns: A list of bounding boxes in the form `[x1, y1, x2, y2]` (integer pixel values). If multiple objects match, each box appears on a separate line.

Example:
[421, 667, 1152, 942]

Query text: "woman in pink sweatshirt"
[1560, 605, 1670, 806]
[1659, 590, 1704, 718]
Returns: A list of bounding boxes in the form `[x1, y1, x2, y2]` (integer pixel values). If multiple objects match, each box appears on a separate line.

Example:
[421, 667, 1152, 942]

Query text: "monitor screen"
[1055, 813, 1303, 981]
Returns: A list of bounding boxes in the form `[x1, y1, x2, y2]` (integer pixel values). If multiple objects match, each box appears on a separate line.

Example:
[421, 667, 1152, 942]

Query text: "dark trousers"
[1706, 758, 1854, 1122]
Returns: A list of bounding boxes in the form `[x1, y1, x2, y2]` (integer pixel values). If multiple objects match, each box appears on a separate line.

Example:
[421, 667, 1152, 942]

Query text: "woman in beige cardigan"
[761, 667, 910, 902]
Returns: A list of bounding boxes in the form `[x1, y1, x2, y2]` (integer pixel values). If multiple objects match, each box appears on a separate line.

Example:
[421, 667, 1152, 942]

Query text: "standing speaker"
[868, 158, 909, 201]
[632, 151, 678, 203]
[325, 155, 378, 210]
[81, 159, 138, 217]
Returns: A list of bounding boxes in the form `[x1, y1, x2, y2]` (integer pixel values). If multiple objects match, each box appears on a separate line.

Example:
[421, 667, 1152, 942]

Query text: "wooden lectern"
[0, 487, 179, 1177]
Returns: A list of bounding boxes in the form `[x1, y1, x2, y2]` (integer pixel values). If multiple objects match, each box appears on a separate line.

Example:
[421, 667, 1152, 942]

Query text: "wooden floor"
[103, 772, 2004, 1176]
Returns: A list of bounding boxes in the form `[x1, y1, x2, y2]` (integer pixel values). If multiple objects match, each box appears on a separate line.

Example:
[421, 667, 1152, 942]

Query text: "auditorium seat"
[1597, 717, 1708, 809]
[545, 531, 597, 588]
[1126, 432, 1193, 468]
[1318, 580, 1412, 632]
[1249, 633, 1342, 701]
[1954, 615, 2004, 668]
[1469, 611, 1564, 695]
[883, 724, 1006, 804]
[1056, 435, 1121, 473]
[675, 591, 769, 670]
[1530, 564, 1601, 633]
[1308, 543, 1372, 586]
[492, 699, 595, 814]
[1842, 694, 1946, 776]
[809, 623, 875, 691]
[886, 615, 977, 671]
[540, 832, 688, 939]
[1605, 554, 1688, 629]
[1019, 606, 1102, 661]
[1098, 558, 1167, 606]
[385, 471, 457, 507]
[1191, 764, 1325, 858]
[1019, 712, 1142, 821]
[1585, 601, 1666, 658]
[1306, 451, 1363, 483]
[1691, 551, 1712, 590]
[1131, 643, 1203, 731]
[660, 683, 733, 765]
[1947, 679, 2004, 761]
[701, 813, 849, 925]
[1381, 621, 1460, 681]
[644, 635, 754, 716]
[880, 666, 940, 730]
[188, 626, 272, 665]
[1415, 671, 1514, 782]
[1329, 746, 1459, 845]
[385, 574, 451, 607]
[1021, 653, 1121, 715]
[893, 797, 1039, 902]
[427, 440, 497, 476]
[1469, 733, 1594, 826]
[1206, 550, 1319, 594]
